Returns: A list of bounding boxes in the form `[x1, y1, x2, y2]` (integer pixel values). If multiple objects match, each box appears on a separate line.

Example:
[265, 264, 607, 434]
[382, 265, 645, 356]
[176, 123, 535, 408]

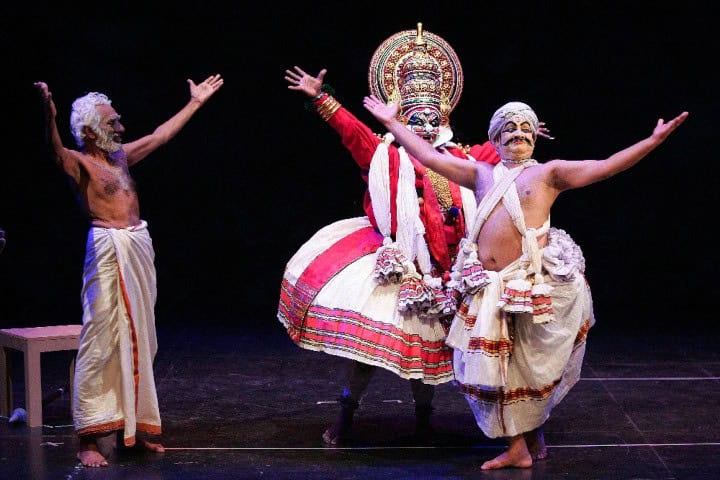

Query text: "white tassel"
[497, 276, 533, 313]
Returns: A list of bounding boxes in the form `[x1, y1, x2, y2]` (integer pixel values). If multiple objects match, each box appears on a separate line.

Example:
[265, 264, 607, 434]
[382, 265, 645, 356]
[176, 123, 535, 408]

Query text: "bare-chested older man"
[363, 94, 687, 470]
[34, 74, 223, 467]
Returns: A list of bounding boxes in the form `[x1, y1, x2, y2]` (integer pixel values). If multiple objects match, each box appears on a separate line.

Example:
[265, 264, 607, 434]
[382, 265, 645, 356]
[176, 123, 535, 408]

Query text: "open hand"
[189, 74, 224, 104]
[285, 66, 326, 98]
[363, 94, 399, 125]
[652, 111, 689, 143]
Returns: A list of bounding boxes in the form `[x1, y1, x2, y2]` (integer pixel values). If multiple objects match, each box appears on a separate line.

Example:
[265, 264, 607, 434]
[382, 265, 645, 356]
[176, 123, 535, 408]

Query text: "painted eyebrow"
[504, 122, 532, 130]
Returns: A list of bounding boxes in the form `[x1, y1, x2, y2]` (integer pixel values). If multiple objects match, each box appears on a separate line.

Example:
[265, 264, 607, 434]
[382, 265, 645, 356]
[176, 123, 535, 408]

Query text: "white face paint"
[487, 102, 539, 151]
[405, 106, 441, 144]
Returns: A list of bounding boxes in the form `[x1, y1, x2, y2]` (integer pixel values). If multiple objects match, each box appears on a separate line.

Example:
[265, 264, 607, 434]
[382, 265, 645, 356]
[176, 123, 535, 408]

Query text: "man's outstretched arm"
[550, 111, 689, 191]
[124, 74, 224, 165]
[33, 82, 82, 182]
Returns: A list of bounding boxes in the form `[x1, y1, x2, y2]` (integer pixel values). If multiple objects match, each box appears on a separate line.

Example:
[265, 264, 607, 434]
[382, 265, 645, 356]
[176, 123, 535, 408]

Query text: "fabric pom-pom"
[445, 206, 460, 225]
[448, 238, 490, 295]
[397, 270, 433, 314]
[419, 285, 458, 321]
[542, 227, 586, 282]
[373, 239, 407, 285]
[422, 274, 442, 290]
[497, 277, 533, 313]
[459, 251, 491, 295]
[530, 283, 554, 323]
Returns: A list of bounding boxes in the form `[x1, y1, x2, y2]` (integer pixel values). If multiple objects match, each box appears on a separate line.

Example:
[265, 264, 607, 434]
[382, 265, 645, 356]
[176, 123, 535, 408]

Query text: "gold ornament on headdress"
[368, 22, 463, 127]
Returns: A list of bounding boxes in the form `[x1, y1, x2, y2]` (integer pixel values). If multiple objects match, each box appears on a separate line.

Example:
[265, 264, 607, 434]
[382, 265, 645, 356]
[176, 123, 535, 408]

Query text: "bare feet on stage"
[136, 438, 166, 453]
[480, 426, 549, 470]
[481, 434, 533, 470]
[77, 440, 109, 468]
[120, 434, 166, 454]
[525, 426, 548, 461]
[77, 432, 164, 467]
[77, 431, 116, 467]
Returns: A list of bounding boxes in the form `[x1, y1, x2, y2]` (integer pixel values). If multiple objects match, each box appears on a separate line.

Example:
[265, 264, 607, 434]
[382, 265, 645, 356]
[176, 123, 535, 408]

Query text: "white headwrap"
[487, 101, 539, 143]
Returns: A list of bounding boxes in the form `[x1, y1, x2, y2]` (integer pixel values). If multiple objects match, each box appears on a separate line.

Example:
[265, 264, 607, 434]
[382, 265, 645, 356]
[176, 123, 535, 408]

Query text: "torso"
[74, 150, 140, 228]
[475, 164, 557, 271]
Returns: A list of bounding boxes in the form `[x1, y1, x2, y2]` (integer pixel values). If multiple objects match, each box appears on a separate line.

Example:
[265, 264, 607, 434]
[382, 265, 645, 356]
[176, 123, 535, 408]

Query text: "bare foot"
[524, 427, 548, 461]
[77, 444, 108, 468]
[481, 450, 533, 470]
[137, 439, 165, 453]
[481, 435, 533, 470]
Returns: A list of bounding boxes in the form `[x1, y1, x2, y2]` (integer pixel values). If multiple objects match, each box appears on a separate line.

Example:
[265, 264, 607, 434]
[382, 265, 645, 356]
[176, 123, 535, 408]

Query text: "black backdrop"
[0, 1, 715, 334]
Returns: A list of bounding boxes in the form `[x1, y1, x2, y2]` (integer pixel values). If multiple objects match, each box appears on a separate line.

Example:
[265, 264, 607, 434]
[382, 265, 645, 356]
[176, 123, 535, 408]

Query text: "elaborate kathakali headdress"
[368, 22, 463, 129]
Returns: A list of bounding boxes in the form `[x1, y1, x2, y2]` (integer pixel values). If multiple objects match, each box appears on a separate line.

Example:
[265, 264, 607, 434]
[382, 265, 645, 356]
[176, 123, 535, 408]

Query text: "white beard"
[94, 128, 122, 153]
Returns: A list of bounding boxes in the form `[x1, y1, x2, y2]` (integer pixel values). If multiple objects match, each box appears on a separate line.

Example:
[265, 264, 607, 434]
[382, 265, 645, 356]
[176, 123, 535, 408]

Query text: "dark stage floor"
[1, 319, 718, 480]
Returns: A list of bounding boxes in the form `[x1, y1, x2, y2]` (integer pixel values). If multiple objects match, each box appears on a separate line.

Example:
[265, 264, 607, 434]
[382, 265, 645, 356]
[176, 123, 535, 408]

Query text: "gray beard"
[94, 128, 122, 153]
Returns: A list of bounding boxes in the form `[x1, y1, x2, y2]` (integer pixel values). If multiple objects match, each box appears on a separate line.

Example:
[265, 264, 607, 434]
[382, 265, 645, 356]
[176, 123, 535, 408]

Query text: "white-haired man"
[363, 95, 687, 469]
[34, 75, 223, 467]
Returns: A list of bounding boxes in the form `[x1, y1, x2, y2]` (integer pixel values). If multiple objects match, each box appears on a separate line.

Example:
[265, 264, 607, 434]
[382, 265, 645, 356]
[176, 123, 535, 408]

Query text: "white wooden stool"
[0, 325, 82, 427]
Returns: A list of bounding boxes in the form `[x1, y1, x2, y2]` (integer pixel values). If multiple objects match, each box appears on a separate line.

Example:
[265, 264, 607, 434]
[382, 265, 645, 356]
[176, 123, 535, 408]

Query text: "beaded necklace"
[502, 158, 536, 166]
[425, 168, 454, 212]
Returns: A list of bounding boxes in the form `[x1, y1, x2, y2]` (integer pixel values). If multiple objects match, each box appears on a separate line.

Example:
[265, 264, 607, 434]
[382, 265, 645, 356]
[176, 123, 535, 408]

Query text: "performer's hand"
[33, 81, 57, 117]
[188, 74, 224, 104]
[537, 121, 554, 140]
[651, 111, 688, 143]
[363, 94, 399, 125]
[285, 66, 326, 98]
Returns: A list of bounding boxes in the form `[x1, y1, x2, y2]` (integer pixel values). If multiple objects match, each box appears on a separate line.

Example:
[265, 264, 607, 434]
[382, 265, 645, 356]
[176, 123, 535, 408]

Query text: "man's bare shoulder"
[59, 148, 125, 176]
[524, 160, 572, 191]
[50, 145, 84, 168]
[534, 159, 577, 179]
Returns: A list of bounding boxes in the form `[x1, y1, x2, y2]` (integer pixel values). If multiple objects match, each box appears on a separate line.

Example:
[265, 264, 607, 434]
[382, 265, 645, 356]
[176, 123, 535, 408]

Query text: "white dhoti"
[448, 161, 595, 438]
[447, 245, 594, 438]
[278, 216, 454, 384]
[73, 220, 160, 447]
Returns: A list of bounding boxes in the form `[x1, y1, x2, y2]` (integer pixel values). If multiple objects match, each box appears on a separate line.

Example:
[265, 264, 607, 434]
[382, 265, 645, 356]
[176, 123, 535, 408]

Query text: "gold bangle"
[316, 96, 341, 121]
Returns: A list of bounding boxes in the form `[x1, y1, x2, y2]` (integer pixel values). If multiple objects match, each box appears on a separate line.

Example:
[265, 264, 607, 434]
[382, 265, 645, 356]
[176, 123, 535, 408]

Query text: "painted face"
[405, 106, 441, 144]
[92, 104, 124, 153]
[496, 117, 535, 161]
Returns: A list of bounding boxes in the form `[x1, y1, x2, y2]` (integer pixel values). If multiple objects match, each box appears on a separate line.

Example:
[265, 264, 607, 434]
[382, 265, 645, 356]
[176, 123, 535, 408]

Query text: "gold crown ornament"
[368, 22, 463, 127]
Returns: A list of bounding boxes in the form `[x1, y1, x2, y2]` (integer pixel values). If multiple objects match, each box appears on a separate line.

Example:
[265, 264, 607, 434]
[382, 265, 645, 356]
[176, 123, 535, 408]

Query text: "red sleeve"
[469, 141, 500, 165]
[314, 96, 397, 231]
[321, 101, 381, 172]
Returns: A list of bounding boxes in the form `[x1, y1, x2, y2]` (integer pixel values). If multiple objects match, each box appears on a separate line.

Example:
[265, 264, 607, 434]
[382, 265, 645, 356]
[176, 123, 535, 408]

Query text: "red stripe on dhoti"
[300, 305, 452, 376]
[279, 226, 383, 340]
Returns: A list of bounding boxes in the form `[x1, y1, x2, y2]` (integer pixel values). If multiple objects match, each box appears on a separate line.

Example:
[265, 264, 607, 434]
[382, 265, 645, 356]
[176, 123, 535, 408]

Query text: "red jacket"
[322, 99, 499, 273]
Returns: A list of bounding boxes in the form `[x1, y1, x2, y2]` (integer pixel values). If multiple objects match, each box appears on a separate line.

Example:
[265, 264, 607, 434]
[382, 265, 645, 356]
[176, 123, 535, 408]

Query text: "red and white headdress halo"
[368, 22, 463, 126]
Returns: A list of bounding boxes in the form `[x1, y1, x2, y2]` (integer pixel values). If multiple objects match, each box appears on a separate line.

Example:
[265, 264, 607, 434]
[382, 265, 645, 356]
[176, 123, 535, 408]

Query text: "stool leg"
[69, 355, 76, 416]
[25, 344, 42, 428]
[0, 347, 11, 417]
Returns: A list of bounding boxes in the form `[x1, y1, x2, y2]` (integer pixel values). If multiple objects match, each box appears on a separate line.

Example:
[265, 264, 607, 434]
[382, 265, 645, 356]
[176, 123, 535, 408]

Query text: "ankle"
[339, 396, 360, 409]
